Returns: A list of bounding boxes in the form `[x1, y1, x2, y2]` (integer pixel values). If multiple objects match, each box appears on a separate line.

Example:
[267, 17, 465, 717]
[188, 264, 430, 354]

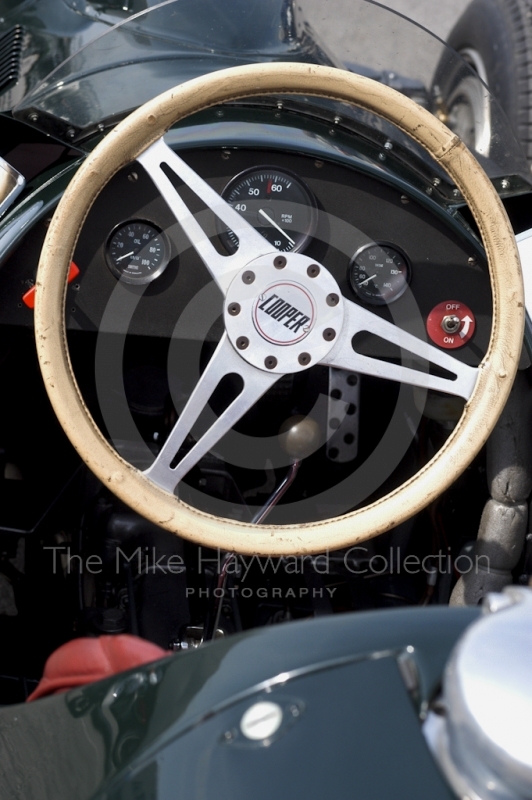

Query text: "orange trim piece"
[22, 261, 80, 309]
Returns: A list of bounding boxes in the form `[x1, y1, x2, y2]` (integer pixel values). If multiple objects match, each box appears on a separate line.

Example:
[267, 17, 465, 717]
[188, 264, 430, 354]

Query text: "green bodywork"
[0, 605, 478, 799]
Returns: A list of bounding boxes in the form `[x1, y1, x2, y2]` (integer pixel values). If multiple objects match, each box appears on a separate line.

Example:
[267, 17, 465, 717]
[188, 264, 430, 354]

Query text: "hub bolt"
[326, 293, 339, 307]
[265, 356, 278, 369]
[274, 256, 287, 269]
[298, 353, 311, 366]
[236, 336, 249, 350]
[323, 328, 336, 341]
[242, 271, 255, 284]
[228, 303, 241, 316]
[307, 264, 320, 278]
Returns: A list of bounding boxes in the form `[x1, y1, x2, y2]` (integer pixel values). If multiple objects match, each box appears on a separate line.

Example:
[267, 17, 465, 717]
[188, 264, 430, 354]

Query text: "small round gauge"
[349, 243, 411, 306]
[218, 166, 317, 254]
[106, 220, 170, 285]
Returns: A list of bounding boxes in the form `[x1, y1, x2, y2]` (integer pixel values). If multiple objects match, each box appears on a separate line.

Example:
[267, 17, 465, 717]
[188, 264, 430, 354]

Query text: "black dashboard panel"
[0, 147, 491, 365]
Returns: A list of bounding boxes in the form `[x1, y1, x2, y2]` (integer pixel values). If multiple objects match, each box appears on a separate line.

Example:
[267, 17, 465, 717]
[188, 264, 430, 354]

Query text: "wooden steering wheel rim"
[35, 63, 524, 555]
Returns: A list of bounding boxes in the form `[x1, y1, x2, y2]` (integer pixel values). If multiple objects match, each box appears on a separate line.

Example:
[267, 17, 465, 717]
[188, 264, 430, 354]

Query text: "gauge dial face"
[218, 167, 317, 254]
[349, 243, 411, 306]
[106, 221, 170, 285]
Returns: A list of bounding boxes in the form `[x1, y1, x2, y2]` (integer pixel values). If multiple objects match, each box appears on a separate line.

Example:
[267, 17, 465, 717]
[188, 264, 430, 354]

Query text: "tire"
[433, 0, 532, 166]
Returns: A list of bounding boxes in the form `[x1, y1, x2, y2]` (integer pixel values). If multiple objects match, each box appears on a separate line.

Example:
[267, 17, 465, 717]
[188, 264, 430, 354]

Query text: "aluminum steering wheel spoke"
[137, 138, 275, 295]
[144, 334, 280, 493]
[321, 298, 478, 400]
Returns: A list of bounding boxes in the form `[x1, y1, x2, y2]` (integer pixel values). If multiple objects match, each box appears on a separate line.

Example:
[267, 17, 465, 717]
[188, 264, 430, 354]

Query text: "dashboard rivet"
[298, 353, 311, 366]
[323, 328, 336, 341]
[315, 160, 324, 169]
[400, 195, 409, 204]
[242, 271, 255, 284]
[128, 172, 138, 182]
[468, 256, 477, 265]
[501, 178, 511, 190]
[433, 177, 441, 186]
[237, 337, 249, 350]
[453, 188, 462, 198]
[326, 293, 339, 307]
[265, 356, 278, 369]
[384, 140, 393, 151]
[274, 256, 287, 269]
[378, 152, 386, 161]
[307, 264, 320, 278]
[228, 303, 241, 316]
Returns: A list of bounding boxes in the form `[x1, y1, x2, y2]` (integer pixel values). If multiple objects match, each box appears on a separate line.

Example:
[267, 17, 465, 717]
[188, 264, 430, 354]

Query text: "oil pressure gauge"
[106, 220, 170, 285]
[349, 242, 410, 306]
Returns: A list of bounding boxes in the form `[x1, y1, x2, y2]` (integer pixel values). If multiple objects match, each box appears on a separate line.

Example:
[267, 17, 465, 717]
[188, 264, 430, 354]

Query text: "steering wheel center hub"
[225, 252, 345, 373]
[253, 281, 316, 344]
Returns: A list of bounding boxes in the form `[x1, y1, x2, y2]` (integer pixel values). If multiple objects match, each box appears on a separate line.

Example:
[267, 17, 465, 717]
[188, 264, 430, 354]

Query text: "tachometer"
[349, 243, 410, 305]
[218, 167, 317, 254]
[106, 220, 170, 285]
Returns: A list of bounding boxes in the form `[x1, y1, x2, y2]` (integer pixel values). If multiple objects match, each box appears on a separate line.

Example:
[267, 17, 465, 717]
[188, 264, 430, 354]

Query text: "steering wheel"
[34, 63, 524, 555]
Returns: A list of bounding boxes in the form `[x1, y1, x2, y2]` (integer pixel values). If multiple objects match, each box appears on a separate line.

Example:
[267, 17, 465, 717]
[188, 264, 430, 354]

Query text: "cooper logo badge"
[253, 282, 316, 345]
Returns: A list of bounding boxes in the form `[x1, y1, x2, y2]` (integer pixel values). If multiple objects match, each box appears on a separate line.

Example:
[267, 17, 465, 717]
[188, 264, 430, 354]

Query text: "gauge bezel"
[217, 165, 318, 254]
[348, 241, 411, 306]
[105, 219, 171, 285]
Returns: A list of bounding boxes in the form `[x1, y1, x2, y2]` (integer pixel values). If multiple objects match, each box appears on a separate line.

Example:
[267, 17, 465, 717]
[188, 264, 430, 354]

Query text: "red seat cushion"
[27, 635, 169, 701]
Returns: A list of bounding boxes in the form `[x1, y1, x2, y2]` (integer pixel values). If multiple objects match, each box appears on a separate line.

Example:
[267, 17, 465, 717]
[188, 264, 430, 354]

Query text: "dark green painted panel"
[0, 606, 477, 799]
[102, 657, 456, 800]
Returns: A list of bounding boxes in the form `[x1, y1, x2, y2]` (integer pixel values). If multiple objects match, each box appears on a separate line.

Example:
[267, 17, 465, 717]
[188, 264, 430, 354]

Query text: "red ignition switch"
[426, 301, 475, 349]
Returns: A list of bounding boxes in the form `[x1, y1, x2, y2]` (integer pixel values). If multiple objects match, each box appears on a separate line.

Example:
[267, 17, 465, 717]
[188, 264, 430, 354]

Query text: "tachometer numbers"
[218, 166, 318, 254]
[349, 243, 411, 306]
[106, 220, 170, 285]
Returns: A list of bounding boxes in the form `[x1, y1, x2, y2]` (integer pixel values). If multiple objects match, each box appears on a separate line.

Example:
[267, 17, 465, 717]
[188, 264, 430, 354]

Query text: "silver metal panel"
[425, 586, 532, 800]
[327, 369, 359, 463]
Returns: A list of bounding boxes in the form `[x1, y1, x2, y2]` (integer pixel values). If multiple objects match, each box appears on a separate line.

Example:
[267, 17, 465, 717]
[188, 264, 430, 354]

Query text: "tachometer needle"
[358, 273, 377, 287]
[258, 208, 296, 246]
[116, 250, 135, 262]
